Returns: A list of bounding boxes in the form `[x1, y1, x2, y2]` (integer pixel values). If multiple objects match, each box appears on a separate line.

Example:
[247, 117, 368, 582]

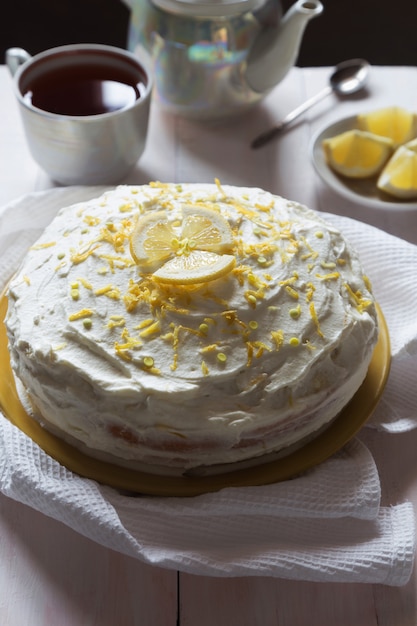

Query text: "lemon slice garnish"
[357, 106, 417, 147]
[377, 139, 417, 198]
[153, 250, 236, 284]
[180, 206, 234, 254]
[322, 129, 393, 178]
[130, 210, 175, 268]
[130, 205, 236, 284]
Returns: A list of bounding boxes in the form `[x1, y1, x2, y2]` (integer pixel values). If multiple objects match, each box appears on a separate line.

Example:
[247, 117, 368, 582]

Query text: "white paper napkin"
[0, 188, 416, 586]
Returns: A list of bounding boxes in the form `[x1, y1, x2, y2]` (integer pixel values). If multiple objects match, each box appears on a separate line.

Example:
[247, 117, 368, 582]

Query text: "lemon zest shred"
[271, 329, 284, 350]
[68, 308, 94, 321]
[107, 318, 125, 329]
[200, 343, 220, 354]
[94, 284, 121, 300]
[78, 277, 93, 290]
[83, 215, 100, 226]
[215, 177, 226, 196]
[305, 282, 316, 302]
[136, 318, 155, 329]
[31, 241, 56, 250]
[119, 203, 134, 213]
[139, 320, 161, 338]
[250, 340, 272, 358]
[363, 275, 373, 292]
[344, 283, 373, 313]
[70, 244, 100, 265]
[114, 328, 142, 357]
[285, 285, 299, 300]
[245, 341, 254, 367]
[315, 272, 340, 281]
[278, 272, 298, 287]
[309, 302, 324, 338]
[52, 342, 67, 351]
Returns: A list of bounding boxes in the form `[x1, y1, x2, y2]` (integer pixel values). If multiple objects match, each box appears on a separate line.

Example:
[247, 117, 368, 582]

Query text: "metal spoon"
[251, 58, 370, 149]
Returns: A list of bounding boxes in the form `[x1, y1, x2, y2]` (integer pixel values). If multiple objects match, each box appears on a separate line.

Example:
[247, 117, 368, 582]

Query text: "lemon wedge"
[322, 129, 393, 178]
[153, 250, 236, 284]
[357, 106, 417, 147]
[377, 139, 417, 198]
[130, 205, 236, 284]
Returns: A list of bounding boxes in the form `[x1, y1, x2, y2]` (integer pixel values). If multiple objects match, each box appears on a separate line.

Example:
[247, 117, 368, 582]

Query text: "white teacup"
[6, 43, 153, 185]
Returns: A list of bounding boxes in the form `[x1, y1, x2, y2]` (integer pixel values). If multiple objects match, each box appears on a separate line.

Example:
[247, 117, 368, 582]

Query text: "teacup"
[6, 43, 153, 185]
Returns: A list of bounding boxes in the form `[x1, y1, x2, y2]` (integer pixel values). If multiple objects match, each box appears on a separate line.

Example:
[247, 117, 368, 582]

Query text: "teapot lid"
[151, 0, 264, 17]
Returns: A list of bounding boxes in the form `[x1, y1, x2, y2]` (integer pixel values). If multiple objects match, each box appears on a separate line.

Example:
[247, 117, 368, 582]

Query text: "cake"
[5, 182, 378, 476]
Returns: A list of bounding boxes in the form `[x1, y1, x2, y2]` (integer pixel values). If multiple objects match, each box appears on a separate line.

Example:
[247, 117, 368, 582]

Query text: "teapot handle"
[6, 48, 32, 77]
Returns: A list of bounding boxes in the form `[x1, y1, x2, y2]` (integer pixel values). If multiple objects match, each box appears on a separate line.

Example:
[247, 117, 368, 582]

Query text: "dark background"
[1, 0, 417, 66]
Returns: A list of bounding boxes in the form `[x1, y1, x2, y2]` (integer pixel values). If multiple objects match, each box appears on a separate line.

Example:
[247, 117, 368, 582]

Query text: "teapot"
[125, 0, 323, 119]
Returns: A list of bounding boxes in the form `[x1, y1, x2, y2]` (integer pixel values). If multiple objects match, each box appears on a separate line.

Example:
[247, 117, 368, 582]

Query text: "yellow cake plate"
[0, 292, 390, 497]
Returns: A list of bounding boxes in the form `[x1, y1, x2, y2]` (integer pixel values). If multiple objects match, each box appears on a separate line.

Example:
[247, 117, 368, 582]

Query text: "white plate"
[310, 116, 417, 211]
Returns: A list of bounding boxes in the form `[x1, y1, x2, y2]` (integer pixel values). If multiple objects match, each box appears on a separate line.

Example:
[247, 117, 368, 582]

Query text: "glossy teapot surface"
[127, 0, 323, 119]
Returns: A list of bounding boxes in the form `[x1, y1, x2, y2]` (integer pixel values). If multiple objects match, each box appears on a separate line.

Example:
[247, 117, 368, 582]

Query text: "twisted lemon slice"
[130, 205, 235, 284]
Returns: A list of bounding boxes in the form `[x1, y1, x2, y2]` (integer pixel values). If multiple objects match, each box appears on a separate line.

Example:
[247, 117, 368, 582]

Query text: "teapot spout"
[245, 0, 323, 94]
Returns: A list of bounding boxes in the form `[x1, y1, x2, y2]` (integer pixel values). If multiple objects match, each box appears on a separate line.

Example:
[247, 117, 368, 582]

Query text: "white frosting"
[6, 183, 378, 474]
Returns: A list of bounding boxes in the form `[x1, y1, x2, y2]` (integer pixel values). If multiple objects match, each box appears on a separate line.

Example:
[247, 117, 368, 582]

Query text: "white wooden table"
[1, 63, 417, 625]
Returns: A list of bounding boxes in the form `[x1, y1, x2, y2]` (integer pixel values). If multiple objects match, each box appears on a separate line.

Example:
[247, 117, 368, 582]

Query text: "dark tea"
[23, 61, 147, 116]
